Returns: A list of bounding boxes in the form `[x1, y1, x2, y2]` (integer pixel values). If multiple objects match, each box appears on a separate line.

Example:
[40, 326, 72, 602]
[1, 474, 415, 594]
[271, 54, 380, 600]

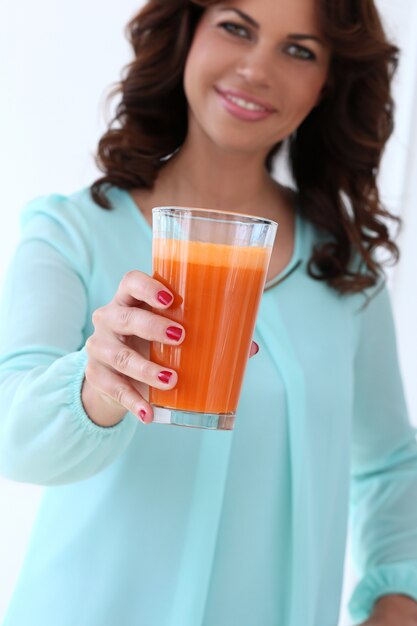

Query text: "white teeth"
[225, 94, 267, 112]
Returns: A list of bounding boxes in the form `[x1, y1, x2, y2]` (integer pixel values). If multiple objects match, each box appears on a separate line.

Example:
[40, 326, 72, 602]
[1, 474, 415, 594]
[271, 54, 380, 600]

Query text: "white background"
[0, 1, 416, 623]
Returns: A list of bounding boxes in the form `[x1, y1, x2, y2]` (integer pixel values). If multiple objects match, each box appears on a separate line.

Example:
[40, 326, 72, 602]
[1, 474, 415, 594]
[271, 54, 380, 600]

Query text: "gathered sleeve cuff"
[0, 346, 138, 485]
[348, 561, 417, 624]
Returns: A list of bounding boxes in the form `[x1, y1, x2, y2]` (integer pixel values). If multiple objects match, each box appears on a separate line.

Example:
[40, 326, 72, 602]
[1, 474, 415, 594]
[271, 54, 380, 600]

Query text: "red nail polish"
[139, 409, 147, 421]
[158, 371, 173, 384]
[157, 291, 173, 305]
[166, 326, 183, 341]
[254, 342, 259, 355]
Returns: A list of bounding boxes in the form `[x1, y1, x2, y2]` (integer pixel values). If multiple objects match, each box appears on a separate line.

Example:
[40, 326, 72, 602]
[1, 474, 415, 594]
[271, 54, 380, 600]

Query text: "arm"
[348, 283, 417, 625]
[0, 194, 137, 486]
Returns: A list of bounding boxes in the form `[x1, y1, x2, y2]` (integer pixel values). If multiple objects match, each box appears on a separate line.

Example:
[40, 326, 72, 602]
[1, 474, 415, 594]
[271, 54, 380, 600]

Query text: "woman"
[1, 0, 417, 624]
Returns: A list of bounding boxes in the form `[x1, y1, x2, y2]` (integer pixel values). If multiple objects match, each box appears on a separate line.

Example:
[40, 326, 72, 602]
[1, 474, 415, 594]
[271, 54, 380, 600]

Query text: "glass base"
[151, 405, 235, 430]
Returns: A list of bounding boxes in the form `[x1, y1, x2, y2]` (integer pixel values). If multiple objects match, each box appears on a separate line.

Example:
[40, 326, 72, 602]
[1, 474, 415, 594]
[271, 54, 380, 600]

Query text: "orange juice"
[150, 238, 270, 414]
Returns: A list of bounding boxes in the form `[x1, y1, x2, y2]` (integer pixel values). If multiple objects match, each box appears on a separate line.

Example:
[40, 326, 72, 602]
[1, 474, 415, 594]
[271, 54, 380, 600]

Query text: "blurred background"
[0, 1, 416, 623]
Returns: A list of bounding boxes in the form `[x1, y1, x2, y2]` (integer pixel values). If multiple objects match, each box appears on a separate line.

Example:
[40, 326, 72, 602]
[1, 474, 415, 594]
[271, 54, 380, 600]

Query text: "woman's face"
[183, 0, 331, 158]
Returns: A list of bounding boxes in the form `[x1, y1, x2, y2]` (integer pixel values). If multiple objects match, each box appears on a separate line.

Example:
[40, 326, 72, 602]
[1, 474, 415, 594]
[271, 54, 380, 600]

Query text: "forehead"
[211, 0, 322, 33]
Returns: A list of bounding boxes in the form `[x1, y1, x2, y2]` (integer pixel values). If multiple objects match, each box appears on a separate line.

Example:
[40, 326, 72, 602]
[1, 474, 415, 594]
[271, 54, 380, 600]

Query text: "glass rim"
[152, 206, 278, 228]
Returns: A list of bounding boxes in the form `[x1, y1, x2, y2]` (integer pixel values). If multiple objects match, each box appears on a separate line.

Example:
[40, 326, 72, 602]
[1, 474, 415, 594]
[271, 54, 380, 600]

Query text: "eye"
[218, 21, 251, 40]
[286, 43, 316, 61]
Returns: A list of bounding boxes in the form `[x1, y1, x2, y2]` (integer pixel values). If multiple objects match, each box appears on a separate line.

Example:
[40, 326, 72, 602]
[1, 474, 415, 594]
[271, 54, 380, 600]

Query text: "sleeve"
[0, 194, 137, 486]
[348, 282, 417, 624]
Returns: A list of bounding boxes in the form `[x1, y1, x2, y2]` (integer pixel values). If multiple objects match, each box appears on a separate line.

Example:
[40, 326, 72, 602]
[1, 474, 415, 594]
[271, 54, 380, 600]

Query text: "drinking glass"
[150, 207, 277, 430]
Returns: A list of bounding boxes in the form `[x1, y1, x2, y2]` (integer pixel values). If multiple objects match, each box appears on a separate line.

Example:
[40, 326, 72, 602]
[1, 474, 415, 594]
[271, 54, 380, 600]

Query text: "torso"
[129, 184, 297, 284]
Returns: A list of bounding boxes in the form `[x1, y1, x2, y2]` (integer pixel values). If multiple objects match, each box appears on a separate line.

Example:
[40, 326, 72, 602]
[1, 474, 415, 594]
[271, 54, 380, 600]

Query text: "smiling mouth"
[215, 87, 276, 113]
[214, 86, 276, 122]
[224, 93, 268, 112]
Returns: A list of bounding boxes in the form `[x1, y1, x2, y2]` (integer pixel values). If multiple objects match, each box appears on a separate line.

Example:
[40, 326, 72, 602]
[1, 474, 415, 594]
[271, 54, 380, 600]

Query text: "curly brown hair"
[90, 0, 401, 294]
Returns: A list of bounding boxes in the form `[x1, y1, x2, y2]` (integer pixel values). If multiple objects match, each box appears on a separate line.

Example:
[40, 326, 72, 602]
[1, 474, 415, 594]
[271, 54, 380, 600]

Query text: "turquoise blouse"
[1, 186, 417, 626]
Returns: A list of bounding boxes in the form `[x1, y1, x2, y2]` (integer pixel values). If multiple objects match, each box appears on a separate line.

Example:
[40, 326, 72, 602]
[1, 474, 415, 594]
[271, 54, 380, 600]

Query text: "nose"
[235, 47, 274, 88]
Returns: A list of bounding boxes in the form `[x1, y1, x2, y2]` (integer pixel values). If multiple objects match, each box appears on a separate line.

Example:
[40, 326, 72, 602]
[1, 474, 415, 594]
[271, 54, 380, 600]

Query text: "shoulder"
[19, 184, 130, 239]
[20, 186, 104, 228]
[17, 186, 110, 279]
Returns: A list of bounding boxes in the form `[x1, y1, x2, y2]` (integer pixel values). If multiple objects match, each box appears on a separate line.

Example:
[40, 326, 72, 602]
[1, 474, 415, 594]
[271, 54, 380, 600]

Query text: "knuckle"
[92, 305, 112, 328]
[118, 307, 134, 329]
[143, 313, 157, 339]
[91, 309, 100, 327]
[119, 273, 131, 293]
[113, 348, 133, 372]
[122, 270, 141, 288]
[85, 334, 99, 355]
[122, 270, 134, 283]
[113, 384, 131, 407]
[91, 307, 104, 327]
[139, 359, 154, 381]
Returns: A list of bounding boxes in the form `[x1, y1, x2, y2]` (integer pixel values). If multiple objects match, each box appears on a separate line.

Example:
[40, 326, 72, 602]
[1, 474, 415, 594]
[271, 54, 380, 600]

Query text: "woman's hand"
[83, 271, 183, 427]
[82, 270, 259, 428]
[355, 594, 417, 626]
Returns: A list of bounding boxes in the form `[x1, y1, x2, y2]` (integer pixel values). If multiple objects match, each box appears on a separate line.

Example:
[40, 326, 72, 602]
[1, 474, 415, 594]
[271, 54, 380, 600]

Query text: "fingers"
[92, 304, 185, 345]
[84, 271, 183, 427]
[114, 270, 176, 310]
[86, 271, 260, 429]
[85, 335, 178, 392]
[85, 359, 153, 424]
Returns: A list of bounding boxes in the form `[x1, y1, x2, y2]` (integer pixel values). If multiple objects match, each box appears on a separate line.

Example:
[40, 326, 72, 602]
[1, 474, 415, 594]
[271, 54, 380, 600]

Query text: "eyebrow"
[220, 7, 259, 28]
[219, 8, 325, 46]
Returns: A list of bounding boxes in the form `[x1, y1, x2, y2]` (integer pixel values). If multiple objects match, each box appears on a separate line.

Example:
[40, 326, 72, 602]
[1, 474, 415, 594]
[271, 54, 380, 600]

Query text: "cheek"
[287, 74, 326, 111]
[184, 23, 231, 103]
[184, 42, 210, 103]
[184, 54, 226, 117]
[184, 22, 214, 83]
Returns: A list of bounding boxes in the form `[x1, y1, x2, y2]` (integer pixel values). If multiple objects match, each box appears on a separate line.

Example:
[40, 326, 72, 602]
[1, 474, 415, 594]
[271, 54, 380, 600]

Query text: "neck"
[156, 132, 282, 215]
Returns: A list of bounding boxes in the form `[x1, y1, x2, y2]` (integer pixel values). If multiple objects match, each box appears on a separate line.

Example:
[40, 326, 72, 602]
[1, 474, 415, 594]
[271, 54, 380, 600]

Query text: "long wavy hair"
[90, 0, 400, 294]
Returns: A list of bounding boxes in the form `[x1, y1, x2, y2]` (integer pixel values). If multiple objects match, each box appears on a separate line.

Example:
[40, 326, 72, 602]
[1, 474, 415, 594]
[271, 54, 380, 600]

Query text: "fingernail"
[166, 326, 183, 341]
[254, 342, 259, 355]
[158, 371, 173, 384]
[139, 409, 147, 422]
[157, 291, 173, 305]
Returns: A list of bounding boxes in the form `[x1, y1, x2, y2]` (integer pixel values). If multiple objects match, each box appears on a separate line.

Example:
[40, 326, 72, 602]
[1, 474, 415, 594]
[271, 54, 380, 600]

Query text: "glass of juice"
[149, 207, 277, 430]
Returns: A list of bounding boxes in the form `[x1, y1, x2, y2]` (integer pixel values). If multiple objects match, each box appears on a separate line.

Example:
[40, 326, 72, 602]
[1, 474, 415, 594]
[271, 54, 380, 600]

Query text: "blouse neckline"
[112, 186, 305, 290]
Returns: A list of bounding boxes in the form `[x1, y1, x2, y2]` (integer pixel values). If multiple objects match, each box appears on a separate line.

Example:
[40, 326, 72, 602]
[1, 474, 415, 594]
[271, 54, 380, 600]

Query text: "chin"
[204, 127, 268, 155]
